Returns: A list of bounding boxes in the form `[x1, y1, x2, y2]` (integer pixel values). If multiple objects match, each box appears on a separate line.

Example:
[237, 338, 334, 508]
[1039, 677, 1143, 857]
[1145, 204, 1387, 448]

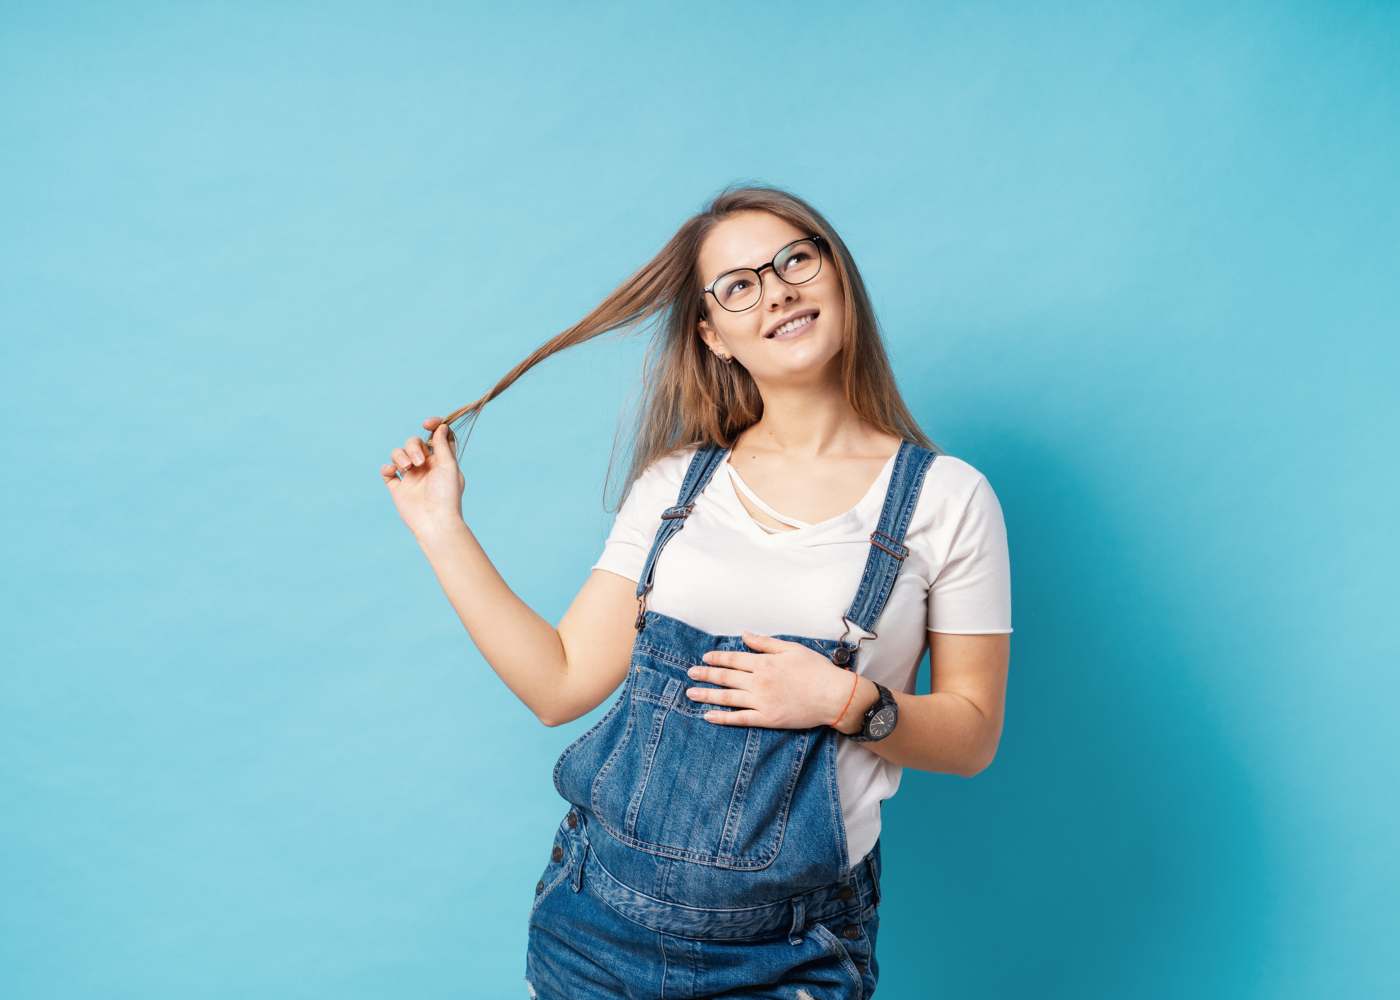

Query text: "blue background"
[3, 2, 1396, 997]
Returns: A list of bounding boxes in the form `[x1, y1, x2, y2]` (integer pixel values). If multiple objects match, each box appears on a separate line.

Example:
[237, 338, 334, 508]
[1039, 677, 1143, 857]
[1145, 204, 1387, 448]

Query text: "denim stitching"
[589, 703, 638, 818]
[623, 681, 678, 837]
[806, 921, 866, 998]
[552, 683, 628, 800]
[824, 730, 850, 871]
[586, 737, 803, 872]
[588, 633, 814, 868]
[527, 834, 576, 923]
[845, 446, 937, 635]
[634, 641, 695, 671]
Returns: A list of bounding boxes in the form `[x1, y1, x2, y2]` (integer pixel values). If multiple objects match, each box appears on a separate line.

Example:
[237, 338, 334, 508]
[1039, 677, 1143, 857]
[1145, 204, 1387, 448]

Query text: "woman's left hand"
[685, 631, 859, 730]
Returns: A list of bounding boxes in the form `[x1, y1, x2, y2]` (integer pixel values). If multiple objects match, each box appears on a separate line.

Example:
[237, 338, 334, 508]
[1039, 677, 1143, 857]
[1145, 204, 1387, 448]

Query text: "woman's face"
[696, 211, 846, 383]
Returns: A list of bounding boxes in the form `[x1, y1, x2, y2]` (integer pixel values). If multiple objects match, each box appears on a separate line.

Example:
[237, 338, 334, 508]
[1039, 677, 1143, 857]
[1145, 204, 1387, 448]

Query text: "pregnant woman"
[380, 185, 1013, 999]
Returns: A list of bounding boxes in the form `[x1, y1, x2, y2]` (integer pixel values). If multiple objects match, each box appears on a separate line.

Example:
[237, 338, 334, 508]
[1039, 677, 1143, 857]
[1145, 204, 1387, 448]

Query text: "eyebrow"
[708, 239, 800, 286]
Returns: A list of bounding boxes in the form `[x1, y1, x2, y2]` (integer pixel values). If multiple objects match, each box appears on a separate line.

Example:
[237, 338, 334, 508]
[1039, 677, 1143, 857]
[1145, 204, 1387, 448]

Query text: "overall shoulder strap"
[833, 441, 939, 661]
[633, 443, 727, 628]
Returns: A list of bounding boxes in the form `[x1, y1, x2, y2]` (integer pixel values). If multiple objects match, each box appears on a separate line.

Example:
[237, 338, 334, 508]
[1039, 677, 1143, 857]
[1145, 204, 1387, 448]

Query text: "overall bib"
[526, 439, 938, 999]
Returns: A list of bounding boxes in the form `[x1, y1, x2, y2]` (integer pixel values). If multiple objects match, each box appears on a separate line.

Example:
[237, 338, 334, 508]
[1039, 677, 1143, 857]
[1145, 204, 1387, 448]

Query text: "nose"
[760, 265, 800, 313]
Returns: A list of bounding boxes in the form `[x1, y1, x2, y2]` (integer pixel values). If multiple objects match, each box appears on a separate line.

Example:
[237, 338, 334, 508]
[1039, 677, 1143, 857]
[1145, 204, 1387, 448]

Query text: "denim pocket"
[589, 653, 813, 869]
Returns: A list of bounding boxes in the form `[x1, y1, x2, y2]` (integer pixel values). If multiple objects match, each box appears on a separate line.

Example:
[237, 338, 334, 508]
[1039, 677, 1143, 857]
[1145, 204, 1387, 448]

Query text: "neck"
[736, 381, 868, 459]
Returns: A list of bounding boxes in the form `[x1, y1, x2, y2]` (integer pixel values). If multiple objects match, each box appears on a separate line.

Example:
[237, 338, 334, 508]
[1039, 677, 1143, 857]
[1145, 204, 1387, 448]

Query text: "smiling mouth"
[765, 310, 819, 339]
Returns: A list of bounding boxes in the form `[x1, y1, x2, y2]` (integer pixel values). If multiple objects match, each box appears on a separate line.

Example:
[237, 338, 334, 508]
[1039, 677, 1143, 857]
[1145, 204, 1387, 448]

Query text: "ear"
[697, 313, 722, 354]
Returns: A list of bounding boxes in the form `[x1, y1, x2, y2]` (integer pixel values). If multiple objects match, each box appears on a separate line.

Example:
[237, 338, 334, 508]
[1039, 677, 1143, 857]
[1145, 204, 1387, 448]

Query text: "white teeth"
[771, 313, 815, 338]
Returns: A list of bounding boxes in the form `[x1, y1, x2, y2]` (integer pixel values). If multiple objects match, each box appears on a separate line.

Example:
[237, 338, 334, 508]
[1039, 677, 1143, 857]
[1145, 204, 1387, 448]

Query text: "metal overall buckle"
[832, 615, 878, 666]
[635, 502, 696, 632]
[830, 528, 908, 663]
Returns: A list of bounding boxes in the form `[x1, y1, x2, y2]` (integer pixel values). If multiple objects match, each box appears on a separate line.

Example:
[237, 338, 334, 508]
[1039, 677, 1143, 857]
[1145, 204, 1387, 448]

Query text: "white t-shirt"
[591, 443, 1013, 866]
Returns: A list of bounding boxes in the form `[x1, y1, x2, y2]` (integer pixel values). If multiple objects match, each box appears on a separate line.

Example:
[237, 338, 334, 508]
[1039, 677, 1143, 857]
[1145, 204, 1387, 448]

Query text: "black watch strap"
[849, 681, 897, 743]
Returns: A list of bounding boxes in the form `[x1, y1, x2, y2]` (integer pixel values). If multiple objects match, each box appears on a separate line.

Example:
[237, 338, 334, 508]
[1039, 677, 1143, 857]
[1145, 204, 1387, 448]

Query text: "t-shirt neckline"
[716, 445, 901, 544]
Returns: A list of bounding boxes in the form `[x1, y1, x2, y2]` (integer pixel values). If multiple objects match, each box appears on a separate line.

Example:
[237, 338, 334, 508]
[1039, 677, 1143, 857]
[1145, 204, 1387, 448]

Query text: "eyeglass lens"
[713, 239, 822, 312]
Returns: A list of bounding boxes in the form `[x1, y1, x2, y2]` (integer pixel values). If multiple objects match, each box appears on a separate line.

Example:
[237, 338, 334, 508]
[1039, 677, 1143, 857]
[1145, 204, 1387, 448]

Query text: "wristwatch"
[848, 681, 898, 743]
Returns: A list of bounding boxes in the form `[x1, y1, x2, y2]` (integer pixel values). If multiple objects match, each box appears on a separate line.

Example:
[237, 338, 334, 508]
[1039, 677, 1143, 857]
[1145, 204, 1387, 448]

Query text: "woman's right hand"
[380, 416, 466, 538]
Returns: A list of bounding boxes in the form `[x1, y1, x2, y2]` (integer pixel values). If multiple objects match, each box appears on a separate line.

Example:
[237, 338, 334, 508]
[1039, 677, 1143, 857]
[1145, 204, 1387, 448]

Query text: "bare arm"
[832, 631, 1009, 777]
[384, 417, 637, 728]
[413, 519, 638, 727]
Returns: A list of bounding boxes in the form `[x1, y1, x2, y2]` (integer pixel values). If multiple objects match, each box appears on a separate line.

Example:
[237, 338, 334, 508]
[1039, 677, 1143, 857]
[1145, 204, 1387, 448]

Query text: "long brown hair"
[440, 183, 940, 509]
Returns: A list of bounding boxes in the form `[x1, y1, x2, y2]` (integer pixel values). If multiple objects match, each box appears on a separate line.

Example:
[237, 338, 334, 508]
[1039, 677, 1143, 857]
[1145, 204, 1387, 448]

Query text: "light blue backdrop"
[3, 2, 1396, 997]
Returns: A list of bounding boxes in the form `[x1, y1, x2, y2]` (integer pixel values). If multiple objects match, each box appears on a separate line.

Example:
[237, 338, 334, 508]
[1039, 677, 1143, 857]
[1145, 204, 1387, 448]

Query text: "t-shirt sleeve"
[927, 474, 1013, 634]
[590, 456, 677, 585]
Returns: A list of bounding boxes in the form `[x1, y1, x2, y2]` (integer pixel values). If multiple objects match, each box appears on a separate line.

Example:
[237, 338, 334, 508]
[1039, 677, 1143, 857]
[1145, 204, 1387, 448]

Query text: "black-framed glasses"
[701, 234, 827, 313]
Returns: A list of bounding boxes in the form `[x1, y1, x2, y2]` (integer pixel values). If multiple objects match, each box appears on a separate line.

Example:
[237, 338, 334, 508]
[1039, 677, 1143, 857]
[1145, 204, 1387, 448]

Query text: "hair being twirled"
[440, 182, 939, 511]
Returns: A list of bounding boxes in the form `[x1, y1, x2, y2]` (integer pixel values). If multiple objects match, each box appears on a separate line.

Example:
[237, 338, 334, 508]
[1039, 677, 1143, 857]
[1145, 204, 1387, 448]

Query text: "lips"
[764, 308, 820, 339]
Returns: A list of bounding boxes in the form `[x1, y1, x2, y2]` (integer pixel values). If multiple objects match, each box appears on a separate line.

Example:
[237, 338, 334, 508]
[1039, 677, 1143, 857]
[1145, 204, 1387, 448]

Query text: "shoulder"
[907, 451, 1006, 542]
[634, 443, 701, 490]
[917, 451, 993, 507]
[617, 443, 703, 512]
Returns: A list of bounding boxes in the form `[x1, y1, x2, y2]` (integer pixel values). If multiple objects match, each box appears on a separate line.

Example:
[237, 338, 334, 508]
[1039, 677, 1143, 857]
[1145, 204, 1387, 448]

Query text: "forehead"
[698, 212, 808, 280]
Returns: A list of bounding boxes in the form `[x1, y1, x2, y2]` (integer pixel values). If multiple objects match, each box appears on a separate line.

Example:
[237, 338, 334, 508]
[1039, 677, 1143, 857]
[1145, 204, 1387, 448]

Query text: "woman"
[380, 185, 1013, 999]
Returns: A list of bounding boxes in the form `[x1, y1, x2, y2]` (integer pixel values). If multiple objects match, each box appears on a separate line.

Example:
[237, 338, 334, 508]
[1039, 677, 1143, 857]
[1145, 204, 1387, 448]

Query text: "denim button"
[842, 924, 861, 939]
[551, 845, 564, 862]
[566, 810, 578, 828]
[535, 880, 544, 894]
[838, 885, 854, 901]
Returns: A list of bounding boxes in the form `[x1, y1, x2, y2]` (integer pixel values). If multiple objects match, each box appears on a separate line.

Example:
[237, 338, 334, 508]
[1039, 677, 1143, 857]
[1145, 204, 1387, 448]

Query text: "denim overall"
[526, 439, 938, 999]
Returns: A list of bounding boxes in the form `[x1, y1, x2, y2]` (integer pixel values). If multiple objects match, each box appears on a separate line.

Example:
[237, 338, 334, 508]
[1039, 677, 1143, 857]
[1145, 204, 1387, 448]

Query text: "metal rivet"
[566, 811, 578, 828]
[535, 880, 544, 894]
[551, 845, 564, 862]
[838, 885, 854, 901]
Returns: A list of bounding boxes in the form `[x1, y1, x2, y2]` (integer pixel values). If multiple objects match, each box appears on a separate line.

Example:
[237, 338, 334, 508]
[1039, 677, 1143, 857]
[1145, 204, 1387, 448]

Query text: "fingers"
[380, 460, 419, 482]
[397, 427, 445, 469]
[688, 663, 740, 683]
[687, 684, 732, 707]
[402, 435, 431, 466]
[390, 446, 418, 474]
[700, 708, 751, 725]
[699, 649, 757, 672]
[686, 681, 750, 709]
[383, 418, 455, 483]
[418, 418, 458, 455]
[740, 630, 786, 651]
[422, 415, 458, 442]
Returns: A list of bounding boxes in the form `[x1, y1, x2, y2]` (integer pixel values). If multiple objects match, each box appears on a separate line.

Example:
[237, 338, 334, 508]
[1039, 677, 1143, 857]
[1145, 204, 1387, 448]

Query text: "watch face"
[868, 706, 896, 739]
